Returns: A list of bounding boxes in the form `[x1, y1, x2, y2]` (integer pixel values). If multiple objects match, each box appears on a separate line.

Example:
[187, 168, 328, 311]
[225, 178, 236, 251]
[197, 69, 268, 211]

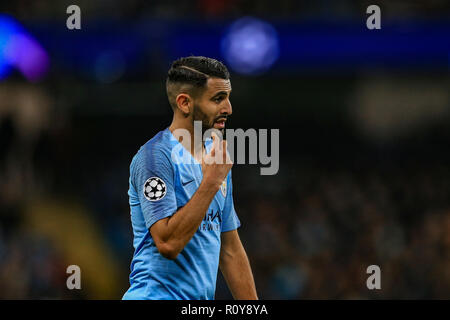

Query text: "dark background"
[0, 0, 449, 299]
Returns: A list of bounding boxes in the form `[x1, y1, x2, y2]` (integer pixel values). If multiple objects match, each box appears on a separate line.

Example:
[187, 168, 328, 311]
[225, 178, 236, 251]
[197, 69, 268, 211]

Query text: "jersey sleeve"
[131, 146, 177, 229]
[221, 171, 241, 232]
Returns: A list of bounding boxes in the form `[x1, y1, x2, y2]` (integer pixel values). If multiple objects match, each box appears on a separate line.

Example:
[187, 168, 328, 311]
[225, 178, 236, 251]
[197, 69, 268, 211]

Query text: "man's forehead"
[206, 77, 232, 92]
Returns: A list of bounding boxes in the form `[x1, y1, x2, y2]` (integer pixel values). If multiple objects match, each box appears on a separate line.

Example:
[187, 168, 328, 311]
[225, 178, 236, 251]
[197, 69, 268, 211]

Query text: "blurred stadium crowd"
[234, 160, 450, 299]
[1, 0, 450, 299]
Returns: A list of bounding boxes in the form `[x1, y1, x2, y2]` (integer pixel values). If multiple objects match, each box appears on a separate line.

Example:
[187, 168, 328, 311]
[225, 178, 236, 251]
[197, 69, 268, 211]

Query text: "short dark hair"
[166, 56, 230, 110]
[167, 56, 230, 87]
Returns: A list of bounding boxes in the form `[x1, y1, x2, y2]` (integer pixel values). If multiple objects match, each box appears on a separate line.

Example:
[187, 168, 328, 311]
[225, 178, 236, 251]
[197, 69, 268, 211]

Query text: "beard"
[192, 104, 224, 136]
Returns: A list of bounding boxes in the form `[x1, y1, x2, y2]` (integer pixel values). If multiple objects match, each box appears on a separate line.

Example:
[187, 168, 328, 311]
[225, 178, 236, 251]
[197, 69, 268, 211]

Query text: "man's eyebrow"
[213, 88, 231, 97]
[211, 89, 232, 98]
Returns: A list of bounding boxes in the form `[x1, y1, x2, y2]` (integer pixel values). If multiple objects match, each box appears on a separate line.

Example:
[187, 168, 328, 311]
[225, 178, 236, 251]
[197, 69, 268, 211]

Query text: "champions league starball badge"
[143, 177, 167, 201]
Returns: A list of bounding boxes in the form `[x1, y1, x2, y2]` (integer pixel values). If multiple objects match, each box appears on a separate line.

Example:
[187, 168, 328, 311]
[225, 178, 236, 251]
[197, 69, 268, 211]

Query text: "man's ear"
[175, 93, 192, 115]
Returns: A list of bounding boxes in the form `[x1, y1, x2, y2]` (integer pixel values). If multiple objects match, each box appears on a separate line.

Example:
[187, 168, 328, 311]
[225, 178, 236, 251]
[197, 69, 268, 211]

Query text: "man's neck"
[169, 118, 204, 163]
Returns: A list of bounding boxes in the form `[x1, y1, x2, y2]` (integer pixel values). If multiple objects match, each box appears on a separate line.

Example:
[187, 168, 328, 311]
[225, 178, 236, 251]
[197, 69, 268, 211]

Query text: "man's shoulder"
[143, 128, 173, 153]
[132, 128, 174, 166]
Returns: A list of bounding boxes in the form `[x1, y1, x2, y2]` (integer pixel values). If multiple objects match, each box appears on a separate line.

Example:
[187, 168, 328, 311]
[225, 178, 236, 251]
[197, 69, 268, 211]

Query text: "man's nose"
[222, 100, 232, 116]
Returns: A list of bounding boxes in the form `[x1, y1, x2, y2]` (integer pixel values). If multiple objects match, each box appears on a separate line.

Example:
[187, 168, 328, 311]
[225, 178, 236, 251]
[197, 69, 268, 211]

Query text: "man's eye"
[214, 97, 223, 103]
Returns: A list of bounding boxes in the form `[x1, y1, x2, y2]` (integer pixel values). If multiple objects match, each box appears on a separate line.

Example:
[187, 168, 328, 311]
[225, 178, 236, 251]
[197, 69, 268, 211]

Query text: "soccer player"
[122, 56, 258, 300]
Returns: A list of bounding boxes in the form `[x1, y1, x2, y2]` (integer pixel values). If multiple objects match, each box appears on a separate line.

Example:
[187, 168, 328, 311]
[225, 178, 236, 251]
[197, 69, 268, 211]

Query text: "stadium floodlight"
[0, 14, 49, 82]
[221, 17, 280, 76]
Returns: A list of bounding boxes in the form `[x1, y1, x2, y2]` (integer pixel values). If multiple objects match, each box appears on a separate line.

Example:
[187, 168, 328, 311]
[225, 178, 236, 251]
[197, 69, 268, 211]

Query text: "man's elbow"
[156, 241, 180, 260]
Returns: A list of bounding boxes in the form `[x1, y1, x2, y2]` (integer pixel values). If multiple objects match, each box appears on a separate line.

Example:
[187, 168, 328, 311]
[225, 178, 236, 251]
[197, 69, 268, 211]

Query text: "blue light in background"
[0, 15, 18, 79]
[221, 17, 280, 75]
[0, 14, 49, 82]
[94, 50, 126, 84]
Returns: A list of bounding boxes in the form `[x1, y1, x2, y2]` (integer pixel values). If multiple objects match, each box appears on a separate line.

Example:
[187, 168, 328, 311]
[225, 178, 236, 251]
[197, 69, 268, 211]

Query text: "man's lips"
[214, 117, 227, 129]
[214, 120, 226, 129]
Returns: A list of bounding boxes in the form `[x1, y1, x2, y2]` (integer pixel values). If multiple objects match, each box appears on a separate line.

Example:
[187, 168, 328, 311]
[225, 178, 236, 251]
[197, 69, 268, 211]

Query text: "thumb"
[211, 131, 221, 149]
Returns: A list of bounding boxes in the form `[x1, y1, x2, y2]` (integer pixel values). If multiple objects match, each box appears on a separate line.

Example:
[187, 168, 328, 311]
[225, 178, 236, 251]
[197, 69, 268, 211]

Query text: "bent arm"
[219, 229, 258, 299]
[149, 134, 232, 260]
[150, 133, 232, 260]
[150, 180, 219, 259]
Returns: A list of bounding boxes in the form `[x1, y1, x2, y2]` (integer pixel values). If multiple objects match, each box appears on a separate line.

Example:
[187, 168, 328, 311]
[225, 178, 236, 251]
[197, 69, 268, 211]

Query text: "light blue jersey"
[122, 127, 240, 300]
